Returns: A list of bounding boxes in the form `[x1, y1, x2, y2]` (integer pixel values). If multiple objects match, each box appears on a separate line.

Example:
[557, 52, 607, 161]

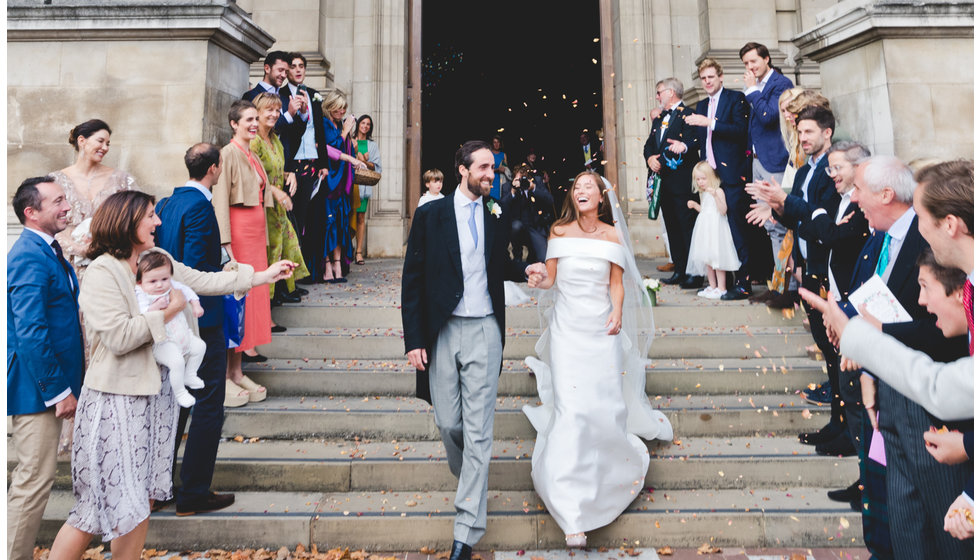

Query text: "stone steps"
[37, 487, 861, 551]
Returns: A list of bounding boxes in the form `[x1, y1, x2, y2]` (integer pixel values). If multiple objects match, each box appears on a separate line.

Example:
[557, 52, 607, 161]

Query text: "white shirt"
[880, 206, 917, 283]
[184, 180, 213, 202]
[286, 82, 318, 160]
[706, 90, 722, 131]
[258, 81, 294, 124]
[417, 192, 444, 207]
[816, 188, 853, 301]
[24, 227, 73, 407]
[451, 187, 493, 318]
[744, 68, 774, 96]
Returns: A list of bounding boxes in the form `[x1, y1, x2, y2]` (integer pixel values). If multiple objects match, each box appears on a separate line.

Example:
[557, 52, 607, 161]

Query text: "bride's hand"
[605, 309, 622, 335]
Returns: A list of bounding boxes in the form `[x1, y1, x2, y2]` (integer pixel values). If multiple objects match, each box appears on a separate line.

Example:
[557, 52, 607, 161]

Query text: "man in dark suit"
[7, 176, 84, 560]
[153, 143, 236, 516]
[644, 77, 702, 289]
[243, 50, 305, 143]
[401, 140, 532, 560]
[839, 156, 970, 558]
[685, 58, 753, 299]
[501, 163, 555, 263]
[279, 52, 328, 245]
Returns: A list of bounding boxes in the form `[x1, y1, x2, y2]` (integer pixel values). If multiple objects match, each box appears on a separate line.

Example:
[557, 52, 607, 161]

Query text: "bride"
[525, 171, 673, 548]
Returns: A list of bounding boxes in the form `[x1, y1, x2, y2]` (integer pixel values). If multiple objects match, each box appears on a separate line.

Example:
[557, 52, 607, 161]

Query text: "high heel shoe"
[565, 533, 586, 548]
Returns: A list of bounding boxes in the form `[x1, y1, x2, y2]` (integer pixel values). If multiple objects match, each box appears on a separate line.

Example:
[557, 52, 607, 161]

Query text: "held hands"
[407, 348, 427, 371]
[923, 427, 969, 465]
[665, 138, 687, 155]
[525, 262, 548, 289]
[684, 113, 710, 128]
[944, 495, 974, 540]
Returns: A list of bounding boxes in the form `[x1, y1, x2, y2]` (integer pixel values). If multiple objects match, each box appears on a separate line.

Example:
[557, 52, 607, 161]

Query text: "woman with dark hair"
[351, 114, 382, 265]
[51, 118, 136, 279]
[523, 171, 672, 547]
[490, 135, 508, 200]
[314, 89, 357, 283]
[46, 190, 294, 560]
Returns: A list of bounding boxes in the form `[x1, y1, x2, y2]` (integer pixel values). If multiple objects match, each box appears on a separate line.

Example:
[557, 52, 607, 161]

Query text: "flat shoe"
[224, 380, 248, 408]
[271, 325, 287, 333]
[235, 375, 267, 403]
[242, 353, 268, 363]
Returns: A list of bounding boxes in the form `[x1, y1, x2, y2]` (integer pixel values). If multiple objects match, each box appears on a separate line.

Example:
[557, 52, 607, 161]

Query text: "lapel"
[886, 215, 920, 295]
[662, 103, 684, 142]
[23, 229, 78, 298]
[806, 156, 829, 201]
[441, 195, 464, 282]
[483, 198, 495, 265]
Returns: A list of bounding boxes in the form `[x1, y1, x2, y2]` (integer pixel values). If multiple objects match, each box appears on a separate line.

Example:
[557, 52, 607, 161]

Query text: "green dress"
[251, 133, 311, 295]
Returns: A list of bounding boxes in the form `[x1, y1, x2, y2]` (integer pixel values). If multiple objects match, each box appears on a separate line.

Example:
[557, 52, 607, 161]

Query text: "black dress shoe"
[663, 272, 684, 285]
[176, 492, 235, 516]
[278, 291, 301, 304]
[290, 287, 309, 296]
[720, 287, 750, 301]
[828, 480, 861, 503]
[242, 353, 268, 363]
[815, 432, 857, 456]
[799, 422, 843, 445]
[271, 325, 287, 333]
[271, 294, 282, 307]
[448, 540, 472, 560]
[297, 276, 317, 285]
[680, 275, 704, 289]
[749, 289, 778, 303]
[767, 290, 799, 309]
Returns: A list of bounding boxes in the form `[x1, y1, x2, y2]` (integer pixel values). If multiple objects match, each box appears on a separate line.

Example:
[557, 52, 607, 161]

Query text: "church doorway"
[410, 0, 607, 213]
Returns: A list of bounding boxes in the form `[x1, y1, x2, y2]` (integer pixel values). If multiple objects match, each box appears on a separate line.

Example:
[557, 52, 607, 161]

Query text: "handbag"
[353, 167, 381, 186]
[647, 173, 662, 220]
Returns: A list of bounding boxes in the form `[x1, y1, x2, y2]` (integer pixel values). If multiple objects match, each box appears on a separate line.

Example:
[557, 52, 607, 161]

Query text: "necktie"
[468, 201, 479, 249]
[964, 278, 974, 356]
[51, 240, 75, 291]
[874, 233, 892, 277]
[706, 96, 717, 168]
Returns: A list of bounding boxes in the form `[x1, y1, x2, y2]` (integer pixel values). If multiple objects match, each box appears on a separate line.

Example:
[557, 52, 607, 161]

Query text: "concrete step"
[37, 487, 862, 551]
[257, 327, 814, 360]
[219, 395, 830, 440]
[19, 436, 858, 493]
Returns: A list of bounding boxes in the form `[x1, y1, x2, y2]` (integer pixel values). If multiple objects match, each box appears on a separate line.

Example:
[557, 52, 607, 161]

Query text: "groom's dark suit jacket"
[402, 191, 527, 403]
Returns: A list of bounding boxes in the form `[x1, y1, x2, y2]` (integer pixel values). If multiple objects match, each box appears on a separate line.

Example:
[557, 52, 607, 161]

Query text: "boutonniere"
[487, 200, 502, 218]
[312, 92, 323, 102]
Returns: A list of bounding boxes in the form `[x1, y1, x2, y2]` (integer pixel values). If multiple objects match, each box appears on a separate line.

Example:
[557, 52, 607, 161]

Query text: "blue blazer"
[693, 88, 751, 187]
[154, 186, 224, 329]
[7, 229, 84, 416]
[745, 70, 793, 174]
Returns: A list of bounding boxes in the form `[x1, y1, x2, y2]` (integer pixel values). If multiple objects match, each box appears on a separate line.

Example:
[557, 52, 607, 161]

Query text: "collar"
[259, 81, 277, 93]
[806, 151, 827, 169]
[184, 180, 213, 202]
[668, 101, 683, 112]
[840, 188, 854, 200]
[708, 90, 723, 104]
[454, 186, 482, 208]
[760, 68, 774, 86]
[287, 82, 299, 95]
[887, 206, 917, 241]
[24, 227, 56, 246]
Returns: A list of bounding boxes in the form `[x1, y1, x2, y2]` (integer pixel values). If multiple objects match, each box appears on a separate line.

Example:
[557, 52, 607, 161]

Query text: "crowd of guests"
[645, 40, 974, 558]
[6, 48, 384, 560]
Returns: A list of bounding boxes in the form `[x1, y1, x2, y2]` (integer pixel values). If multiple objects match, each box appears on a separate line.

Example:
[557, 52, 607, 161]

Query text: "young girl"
[686, 161, 740, 299]
[135, 251, 208, 408]
[418, 168, 444, 207]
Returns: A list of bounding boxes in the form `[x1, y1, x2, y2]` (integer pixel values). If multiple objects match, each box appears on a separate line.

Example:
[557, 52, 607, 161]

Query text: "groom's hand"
[407, 348, 428, 370]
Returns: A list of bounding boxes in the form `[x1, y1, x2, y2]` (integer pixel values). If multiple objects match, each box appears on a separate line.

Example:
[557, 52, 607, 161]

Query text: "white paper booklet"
[847, 274, 913, 323]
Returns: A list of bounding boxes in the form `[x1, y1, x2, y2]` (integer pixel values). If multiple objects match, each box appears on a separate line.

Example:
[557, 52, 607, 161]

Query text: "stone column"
[7, 0, 274, 206]
[794, 0, 974, 160]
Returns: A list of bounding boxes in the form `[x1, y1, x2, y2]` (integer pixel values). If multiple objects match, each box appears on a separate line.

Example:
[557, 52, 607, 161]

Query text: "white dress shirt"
[258, 81, 294, 124]
[814, 188, 853, 300]
[184, 180, 213, 202]
[796, 152, 827, 261]
[452, 188, 493, 318]
[286, 83, 318, 160]
[744, 68, 774, 96]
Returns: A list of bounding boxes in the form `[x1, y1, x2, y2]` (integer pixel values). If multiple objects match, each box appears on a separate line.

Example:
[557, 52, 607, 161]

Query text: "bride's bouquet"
[642, 277, 661, 306]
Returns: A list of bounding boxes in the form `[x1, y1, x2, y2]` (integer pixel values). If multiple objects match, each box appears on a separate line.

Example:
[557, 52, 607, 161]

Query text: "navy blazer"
[643, 103, 700, 194]
[243, 84, 305, 142]
[7, 229, 84, 416]
[693, 88, 751, 187]
[401, 192, 527, 403]
[154, 186, 224, 329]
[796, 199, 869, 301]
[745, 70, 793, 173]
[842, 217, 968, 361]
[775, 154, 839, 277]
[278, 83, 329, 172]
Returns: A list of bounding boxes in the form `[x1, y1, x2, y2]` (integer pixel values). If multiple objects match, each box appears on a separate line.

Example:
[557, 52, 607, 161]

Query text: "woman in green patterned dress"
[251, 93, 311, 305]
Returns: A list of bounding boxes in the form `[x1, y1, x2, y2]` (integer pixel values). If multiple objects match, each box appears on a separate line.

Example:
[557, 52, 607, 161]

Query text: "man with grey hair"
[837, 154, 970, 559]
[643, 77, 702, 289]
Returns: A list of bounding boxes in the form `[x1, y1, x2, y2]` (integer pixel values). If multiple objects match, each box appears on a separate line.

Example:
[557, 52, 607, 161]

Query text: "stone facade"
[7, 0, 973, 256]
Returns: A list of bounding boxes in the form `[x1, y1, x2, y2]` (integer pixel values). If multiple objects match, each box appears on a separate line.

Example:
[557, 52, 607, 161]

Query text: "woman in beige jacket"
[48, 190, 295, 560]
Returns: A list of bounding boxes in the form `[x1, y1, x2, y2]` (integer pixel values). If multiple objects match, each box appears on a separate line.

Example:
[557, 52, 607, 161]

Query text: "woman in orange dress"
[211, 99, 276, 404]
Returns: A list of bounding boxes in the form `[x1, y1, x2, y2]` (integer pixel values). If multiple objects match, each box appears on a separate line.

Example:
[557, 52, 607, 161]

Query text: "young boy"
[418, 169, 444, 207]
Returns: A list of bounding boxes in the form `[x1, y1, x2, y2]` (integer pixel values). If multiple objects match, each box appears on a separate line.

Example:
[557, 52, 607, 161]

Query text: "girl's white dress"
[686, 190, 740, 274]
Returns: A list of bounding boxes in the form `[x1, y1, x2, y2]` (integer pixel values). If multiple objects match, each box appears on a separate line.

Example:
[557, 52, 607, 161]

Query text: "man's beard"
[465, 175, 489, 198]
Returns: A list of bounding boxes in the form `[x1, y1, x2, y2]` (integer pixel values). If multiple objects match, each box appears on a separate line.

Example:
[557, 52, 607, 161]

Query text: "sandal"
[355, 252, 365, 265]
[224, 379, 249, 408]
[236, 375, 268, 403]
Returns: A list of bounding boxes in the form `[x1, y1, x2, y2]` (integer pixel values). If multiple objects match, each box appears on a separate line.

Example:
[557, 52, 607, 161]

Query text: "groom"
[402, 140, 536, 560]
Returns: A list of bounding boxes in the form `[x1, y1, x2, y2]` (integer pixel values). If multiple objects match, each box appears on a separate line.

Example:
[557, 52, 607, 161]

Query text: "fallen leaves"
[656, 546, 674, 555]
[696, 543, 722, 554]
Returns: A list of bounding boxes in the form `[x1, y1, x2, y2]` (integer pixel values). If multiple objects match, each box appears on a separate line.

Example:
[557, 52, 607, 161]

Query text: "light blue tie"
[875, 233, 892, 277]
[468, 201, 479, 248]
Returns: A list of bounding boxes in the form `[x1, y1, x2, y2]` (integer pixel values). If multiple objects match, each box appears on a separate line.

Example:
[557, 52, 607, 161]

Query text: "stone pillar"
[794, 0, 974, 160]
[6, 0, 273, 207]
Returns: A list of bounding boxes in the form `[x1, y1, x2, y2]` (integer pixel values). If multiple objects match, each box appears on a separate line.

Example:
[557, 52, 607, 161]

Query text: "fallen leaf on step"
[696, 543, 721, 554]
[656, 546, 674, 555]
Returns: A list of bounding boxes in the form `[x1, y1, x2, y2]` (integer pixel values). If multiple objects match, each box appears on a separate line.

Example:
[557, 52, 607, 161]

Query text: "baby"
[135, 252, 207, 408]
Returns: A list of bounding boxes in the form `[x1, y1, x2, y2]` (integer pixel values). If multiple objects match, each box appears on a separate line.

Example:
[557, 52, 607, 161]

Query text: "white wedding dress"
[523, 234, 673, 535]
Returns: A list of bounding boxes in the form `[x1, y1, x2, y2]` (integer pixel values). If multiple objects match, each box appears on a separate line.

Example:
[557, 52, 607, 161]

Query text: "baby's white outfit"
[135, 280, 207, 408]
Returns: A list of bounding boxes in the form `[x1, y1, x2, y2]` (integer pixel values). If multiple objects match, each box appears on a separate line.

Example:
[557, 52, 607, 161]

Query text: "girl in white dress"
[686, 161, 741, 299]
[525, 171, 672, 548]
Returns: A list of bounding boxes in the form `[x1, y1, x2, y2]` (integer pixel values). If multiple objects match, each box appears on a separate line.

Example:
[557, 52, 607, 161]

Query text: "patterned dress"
[251, 133, 311, 295]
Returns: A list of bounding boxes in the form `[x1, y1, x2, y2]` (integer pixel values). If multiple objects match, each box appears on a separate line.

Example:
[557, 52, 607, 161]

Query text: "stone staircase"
[20, 258, 863, 551]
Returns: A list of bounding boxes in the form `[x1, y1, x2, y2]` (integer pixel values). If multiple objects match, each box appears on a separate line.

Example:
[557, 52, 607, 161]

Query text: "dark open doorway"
[420, 0, 604, 201]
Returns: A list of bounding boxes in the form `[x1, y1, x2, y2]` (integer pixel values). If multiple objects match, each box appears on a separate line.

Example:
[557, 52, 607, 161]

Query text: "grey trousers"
[752, 158, 798, 291]
[429, 315, 503, 546]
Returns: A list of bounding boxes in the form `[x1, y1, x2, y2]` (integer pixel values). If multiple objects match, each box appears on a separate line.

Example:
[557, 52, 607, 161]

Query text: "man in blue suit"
[7, 176, 84, 560]
[685, 58, 754, 299]
[153, 143, 236, 516]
